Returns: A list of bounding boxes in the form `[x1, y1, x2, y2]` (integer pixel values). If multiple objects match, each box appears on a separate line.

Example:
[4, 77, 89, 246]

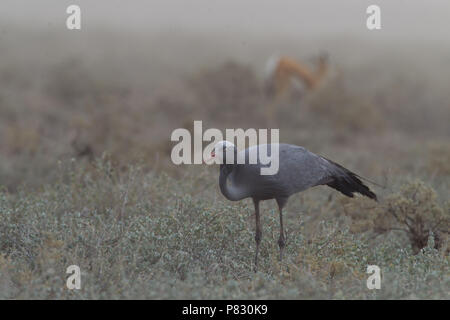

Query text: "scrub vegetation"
[0, 29, 448, 299]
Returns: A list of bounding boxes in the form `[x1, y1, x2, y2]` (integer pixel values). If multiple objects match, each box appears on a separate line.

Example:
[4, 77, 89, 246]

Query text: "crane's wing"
[268, 144, 377, 200]
[232, 144, 376, 201]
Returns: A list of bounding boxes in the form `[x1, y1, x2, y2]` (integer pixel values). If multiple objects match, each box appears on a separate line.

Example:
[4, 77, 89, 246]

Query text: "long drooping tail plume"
[323, 157, 378, 201]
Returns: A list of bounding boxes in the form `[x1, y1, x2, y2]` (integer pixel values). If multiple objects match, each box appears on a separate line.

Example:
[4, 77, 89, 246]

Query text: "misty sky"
[1, 0, 449, 40]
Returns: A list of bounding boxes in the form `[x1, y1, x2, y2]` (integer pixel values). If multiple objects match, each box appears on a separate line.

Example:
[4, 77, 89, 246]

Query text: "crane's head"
[206, 140, 236, 164]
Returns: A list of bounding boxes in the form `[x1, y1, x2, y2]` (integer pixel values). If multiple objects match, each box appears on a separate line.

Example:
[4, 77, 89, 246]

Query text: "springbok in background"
[264, 53, 329, 123]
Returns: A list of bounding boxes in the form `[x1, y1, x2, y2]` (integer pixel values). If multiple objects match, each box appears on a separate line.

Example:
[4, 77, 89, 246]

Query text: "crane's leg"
[266, 73, 288, 126]
[277, 208, 286, 261]
[276, 197, 288, 261]
[253, 198, 262, 272]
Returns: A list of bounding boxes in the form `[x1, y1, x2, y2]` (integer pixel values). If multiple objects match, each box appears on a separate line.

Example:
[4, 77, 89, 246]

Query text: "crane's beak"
[204, 150, 215, 164]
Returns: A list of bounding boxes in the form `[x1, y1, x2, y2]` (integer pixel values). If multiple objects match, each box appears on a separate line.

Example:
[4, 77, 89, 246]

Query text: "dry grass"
[0, 160, 448, 299]
[339, 180, 449, 255]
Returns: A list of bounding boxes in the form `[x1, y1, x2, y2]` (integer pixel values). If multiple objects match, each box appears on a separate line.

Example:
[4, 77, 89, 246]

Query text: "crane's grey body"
[214, 142, 377, 270]
[225, 144, 333, 200]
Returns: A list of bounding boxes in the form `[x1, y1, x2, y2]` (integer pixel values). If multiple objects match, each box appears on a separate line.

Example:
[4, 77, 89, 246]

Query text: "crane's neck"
[219, 164, 247, 201]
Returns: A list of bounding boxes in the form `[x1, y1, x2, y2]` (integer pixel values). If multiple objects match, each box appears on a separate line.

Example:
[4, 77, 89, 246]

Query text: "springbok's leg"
[266, 102, 275, 127]
[276, 198, 287, 261]
[266, 74, 287, 126]
[253, 199, 262, 271]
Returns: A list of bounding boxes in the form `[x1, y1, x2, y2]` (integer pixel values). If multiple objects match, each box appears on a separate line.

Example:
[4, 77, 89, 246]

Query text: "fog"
[1, 0, 450, 41]
[0, 3, 449, 299]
